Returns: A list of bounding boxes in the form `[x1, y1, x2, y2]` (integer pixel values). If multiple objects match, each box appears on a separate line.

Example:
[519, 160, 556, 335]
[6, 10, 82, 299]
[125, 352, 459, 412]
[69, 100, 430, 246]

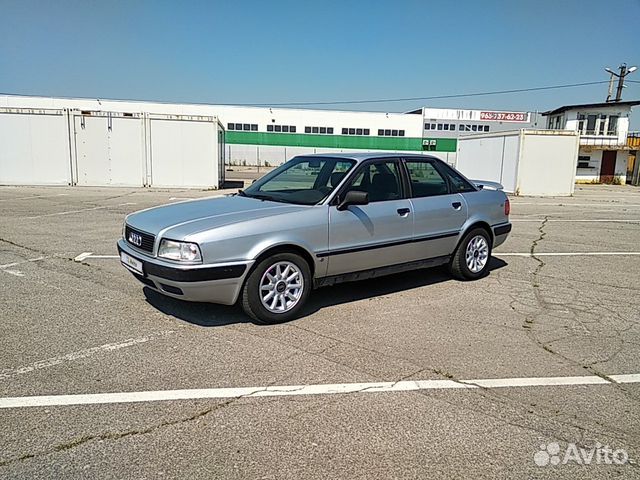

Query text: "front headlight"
[158, 239, 202, 262]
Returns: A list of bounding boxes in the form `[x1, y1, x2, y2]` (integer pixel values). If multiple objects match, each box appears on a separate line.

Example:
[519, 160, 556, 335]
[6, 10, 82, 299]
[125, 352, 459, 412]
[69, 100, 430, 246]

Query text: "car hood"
[126, 195, 310, 239]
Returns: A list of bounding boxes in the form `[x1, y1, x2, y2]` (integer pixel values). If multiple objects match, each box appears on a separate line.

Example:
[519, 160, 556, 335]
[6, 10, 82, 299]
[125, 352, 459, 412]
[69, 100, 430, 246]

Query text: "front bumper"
[117, 239, 253, 305]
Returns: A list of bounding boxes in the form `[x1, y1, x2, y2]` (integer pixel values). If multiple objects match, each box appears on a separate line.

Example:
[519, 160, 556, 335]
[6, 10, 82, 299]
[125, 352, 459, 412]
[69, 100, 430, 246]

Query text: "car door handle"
[397, 208, 411, 216]
[452, 202, 462, 210]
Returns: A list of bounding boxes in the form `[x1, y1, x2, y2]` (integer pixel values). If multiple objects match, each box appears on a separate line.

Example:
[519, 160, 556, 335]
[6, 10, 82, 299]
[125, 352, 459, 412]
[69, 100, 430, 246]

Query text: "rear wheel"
[449, 228, 492, 280]
[241, 252, 311, 324]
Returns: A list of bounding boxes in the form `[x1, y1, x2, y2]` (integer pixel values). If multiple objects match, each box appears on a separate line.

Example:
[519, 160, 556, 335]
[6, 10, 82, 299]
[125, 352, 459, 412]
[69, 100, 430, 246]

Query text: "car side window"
[405, 161, 449, 198]
[439, 163, 477, 193]
[344, 160, 402, 202]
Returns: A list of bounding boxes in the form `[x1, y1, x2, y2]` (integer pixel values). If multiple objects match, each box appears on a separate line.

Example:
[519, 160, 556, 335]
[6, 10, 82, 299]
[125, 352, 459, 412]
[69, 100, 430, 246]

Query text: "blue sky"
[1, 0, 639, 127]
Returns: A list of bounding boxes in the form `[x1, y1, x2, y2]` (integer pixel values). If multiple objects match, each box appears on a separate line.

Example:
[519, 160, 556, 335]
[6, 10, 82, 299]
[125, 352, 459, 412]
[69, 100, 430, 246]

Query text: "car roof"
[300, 152, 440, 163]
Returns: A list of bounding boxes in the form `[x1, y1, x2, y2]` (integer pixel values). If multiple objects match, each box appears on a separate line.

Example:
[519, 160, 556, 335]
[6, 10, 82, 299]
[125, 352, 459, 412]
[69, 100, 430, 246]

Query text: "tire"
[449, 228, 492, 280]
[241, 252, 312, 324]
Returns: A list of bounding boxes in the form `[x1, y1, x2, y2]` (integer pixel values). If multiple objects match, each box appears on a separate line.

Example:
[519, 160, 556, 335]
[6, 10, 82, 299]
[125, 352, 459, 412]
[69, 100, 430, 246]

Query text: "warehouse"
[0, 95, 540, 174]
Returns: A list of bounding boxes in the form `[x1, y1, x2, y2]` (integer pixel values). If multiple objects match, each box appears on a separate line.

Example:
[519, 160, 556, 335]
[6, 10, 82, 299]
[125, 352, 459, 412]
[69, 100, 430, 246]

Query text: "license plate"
[120, 251, 143, 275]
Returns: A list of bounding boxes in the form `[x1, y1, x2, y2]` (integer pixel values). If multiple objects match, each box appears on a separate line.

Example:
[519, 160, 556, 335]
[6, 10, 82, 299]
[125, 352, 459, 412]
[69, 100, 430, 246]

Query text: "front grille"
[125, 225, 155, 253]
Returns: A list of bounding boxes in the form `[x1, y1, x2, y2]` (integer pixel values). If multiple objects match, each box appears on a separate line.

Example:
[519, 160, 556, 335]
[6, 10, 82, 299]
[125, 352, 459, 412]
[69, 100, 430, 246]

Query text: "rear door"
[326, 158, 414, 276]
[403, 158, 468, 260]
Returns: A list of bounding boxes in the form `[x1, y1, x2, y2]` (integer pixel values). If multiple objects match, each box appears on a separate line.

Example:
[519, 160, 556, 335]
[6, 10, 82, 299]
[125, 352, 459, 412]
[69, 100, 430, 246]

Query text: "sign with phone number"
[480, 111, 528, 122]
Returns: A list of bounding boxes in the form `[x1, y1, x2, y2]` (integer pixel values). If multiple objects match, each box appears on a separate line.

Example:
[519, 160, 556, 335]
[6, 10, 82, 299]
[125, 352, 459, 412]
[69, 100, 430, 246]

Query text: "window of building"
[349, 128, 355, 135]
[328, 127, 334, 134]
[399, 130, 405, 136]
[251, 124, 258, 131]
[425, 123, 431, 130]
[577, 155, 591, 168]
[586, 115, 597, 134]
[392, 129, 398, 136]
[437, 124, 443, 130]
[598, 115, 607, 135]
[282, 125, 289, 133]
[243, 124, 250, 131]
[313, 127, 320, 133]
[320, 127, 326, 134]
[459, 125, 464, 131]
[608, 116, 618, 135]
[555, 116, 562, 129]
[431, 123, 436, 130]
[290, 126, 296, 133]
[235, 123, 243, 130]
[364, 128, 369, 135]
[472, 125, 477, 131]
[577, 114, 585, 133]
[449, 124, 455, 131]
[274, 125, 282, 132]
[267, 124, 274, 132]
[484, 125, 490, 132]
[384, 129, 391, 136]
[342, 128, 348, 134]
[443, 124, 449, 131]
[378, 129, 384, 135]
[305, 126, 311, 133]
[227, 123, 234, 130]
[356, 128, 363, 135]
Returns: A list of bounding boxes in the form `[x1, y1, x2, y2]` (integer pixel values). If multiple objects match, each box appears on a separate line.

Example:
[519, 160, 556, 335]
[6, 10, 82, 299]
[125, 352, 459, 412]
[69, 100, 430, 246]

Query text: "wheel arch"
[251, 243, 317, 278]
[457, 220, 494, 250]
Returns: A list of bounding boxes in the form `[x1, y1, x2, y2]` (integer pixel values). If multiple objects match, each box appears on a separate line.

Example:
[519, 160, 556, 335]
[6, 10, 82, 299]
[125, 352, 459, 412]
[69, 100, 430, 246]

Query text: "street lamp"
[605, 63, 638, 102]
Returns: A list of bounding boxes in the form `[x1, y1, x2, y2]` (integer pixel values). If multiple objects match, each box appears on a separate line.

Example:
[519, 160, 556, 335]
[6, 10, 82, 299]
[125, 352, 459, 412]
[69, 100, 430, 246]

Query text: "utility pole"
[605, 64, 638, 102]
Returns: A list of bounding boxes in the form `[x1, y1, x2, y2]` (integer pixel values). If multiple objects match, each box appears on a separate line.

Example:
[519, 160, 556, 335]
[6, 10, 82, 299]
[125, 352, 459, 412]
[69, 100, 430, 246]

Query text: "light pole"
[605, 64, 638, 102]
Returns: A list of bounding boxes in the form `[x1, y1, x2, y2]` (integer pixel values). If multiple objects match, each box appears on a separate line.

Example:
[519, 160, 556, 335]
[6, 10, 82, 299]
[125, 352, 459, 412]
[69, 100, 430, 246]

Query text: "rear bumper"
[492, 223, 512, 248]
[117, 239, 253, 305]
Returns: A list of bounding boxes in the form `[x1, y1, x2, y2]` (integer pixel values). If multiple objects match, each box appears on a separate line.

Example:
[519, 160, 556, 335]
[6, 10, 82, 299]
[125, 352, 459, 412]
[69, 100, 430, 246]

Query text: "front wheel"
[449, 228, 492, 280]
[241, 252, 311, 324]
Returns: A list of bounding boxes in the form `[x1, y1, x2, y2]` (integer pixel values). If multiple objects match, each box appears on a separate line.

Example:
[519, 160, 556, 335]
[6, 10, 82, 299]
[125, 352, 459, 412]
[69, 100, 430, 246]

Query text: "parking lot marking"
[0, 256, 48, 277]
[74, 252, 93, 262]
[512, 202, 640, 207]
[497, 252, 640, 257]
[0, 331, 175, 381]
[0, 373, 637, 409]
[2, 269, 24, 277]
[0, 256, 47, 269]
[511, 219, 640, 223]
[25, 203, 137, 220]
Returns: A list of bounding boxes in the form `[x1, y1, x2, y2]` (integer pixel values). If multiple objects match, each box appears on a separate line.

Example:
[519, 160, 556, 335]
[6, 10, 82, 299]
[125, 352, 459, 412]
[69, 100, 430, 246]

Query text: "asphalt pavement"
[1, 183, 639, 479]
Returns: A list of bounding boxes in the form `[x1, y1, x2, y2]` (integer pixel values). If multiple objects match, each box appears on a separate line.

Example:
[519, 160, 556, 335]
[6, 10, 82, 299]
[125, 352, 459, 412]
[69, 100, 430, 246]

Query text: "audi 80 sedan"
[118, 153, 511, 323]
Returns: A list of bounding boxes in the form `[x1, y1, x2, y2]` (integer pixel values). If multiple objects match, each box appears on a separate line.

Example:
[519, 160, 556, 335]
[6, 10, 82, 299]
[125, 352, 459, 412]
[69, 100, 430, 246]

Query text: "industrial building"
[0, 94, 539, 172]
[0, 93, 637, 192]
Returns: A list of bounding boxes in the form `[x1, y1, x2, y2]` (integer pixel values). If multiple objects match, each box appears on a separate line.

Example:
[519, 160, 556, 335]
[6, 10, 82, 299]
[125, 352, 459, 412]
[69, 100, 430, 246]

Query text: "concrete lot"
[0, 183, 639, 479]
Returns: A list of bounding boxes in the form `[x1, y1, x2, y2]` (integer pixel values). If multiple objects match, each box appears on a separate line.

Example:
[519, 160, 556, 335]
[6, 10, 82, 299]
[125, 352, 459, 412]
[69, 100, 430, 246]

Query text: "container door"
[74, 113, 144, 186]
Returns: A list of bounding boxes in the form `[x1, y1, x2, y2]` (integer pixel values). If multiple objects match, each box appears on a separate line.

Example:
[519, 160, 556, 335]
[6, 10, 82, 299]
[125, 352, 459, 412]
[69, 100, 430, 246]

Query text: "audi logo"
[128, 232, 143, 247]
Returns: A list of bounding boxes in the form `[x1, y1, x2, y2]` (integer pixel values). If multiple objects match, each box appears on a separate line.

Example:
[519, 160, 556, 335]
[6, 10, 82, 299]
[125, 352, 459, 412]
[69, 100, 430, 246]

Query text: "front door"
[600, 150, 616, 183]
[326, 159, 414, 276]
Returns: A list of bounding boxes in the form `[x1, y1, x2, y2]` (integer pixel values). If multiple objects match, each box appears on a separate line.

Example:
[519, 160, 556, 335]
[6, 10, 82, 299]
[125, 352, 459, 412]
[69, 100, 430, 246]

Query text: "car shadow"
[143, 257, 508, 327]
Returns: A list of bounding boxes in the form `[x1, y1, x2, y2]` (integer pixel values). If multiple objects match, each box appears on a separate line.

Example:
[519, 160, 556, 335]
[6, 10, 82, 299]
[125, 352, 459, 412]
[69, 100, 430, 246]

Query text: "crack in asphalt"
[515, 217, 639, 398]
[0, 386, 277, 468]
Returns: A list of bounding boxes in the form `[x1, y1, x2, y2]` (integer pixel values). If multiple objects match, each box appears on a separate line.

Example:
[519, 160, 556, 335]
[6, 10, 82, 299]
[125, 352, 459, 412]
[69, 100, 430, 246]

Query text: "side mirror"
[337, 190, 369, 211]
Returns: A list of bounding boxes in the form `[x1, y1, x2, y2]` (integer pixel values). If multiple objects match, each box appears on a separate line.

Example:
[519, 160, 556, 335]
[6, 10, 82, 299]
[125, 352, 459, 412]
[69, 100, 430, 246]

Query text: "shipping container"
[456, 129, 579, 196]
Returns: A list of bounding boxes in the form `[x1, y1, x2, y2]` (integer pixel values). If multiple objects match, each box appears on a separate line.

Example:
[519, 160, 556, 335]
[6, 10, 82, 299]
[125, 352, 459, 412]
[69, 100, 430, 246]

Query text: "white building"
[542, 101, 640, 183]
[0, 94, 539, 169]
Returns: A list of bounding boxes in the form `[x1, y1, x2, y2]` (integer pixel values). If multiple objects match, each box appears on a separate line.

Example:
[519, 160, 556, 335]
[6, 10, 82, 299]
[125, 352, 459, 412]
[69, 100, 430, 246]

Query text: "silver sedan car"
[118, 153, 511, 323]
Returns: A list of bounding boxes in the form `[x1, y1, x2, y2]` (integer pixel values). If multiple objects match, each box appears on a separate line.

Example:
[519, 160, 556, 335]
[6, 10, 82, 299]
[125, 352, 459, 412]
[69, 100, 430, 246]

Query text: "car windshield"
[241, 156, 356, 205]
